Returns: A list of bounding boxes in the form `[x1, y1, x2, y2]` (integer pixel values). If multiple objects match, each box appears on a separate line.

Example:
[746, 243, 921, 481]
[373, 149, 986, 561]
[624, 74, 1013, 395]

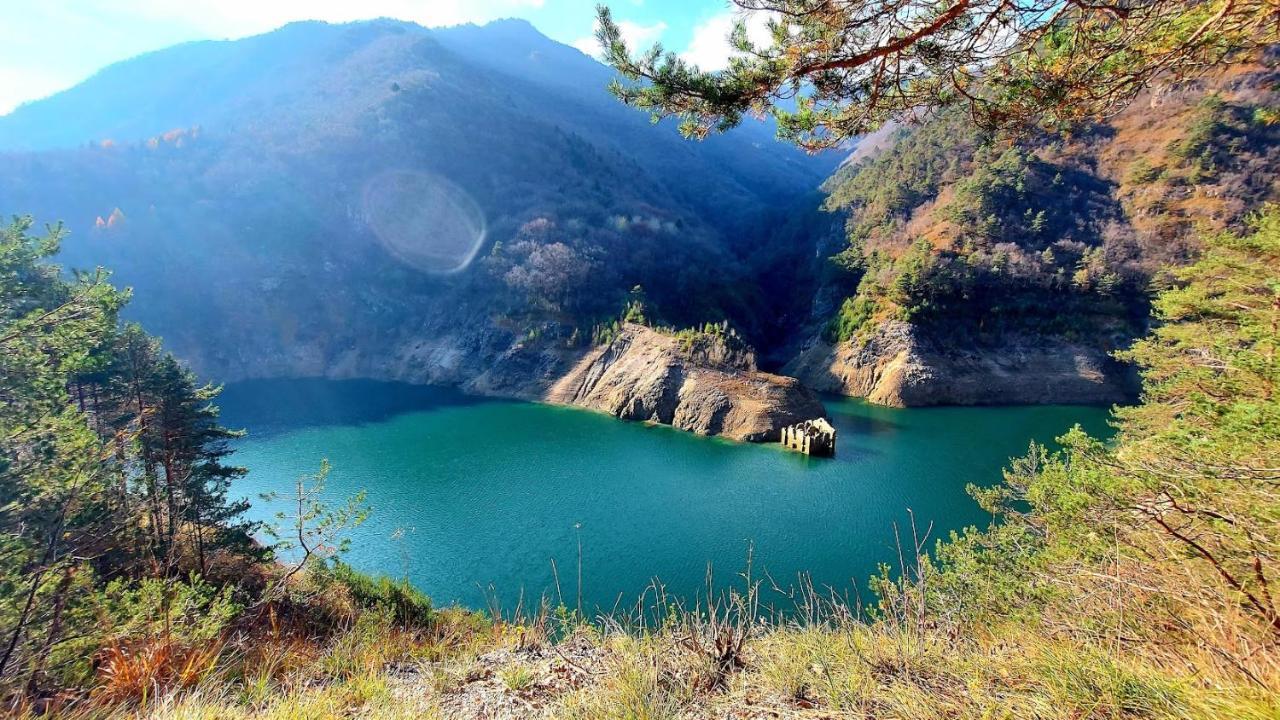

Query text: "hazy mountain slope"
[0, 19, 835, 229]
[432, 19, 836, 223]
[0, 19, 835, 396]
[0, 21, 381, 152]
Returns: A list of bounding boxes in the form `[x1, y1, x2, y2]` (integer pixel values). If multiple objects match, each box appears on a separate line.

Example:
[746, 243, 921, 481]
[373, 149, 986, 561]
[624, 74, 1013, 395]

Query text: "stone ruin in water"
[781, 418, 836, 457]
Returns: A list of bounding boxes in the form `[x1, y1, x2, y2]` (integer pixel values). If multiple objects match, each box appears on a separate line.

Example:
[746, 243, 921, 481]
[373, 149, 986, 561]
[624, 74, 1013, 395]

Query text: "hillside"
[0, 18, 836, 401]
[3, 21, 1277, 413]
[786, 52, 1280, 405]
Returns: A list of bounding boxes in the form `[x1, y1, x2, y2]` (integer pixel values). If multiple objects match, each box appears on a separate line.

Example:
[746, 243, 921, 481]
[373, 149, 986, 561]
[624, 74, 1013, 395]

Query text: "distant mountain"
[0, 19, 838, 387]
[0, 19, 832, 225]
[18, 18, 1256, 409]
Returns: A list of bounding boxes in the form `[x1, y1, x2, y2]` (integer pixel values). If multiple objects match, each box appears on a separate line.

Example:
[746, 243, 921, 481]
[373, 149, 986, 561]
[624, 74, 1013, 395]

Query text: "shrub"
[88, 576, 240, 704]
[95, 638, 223, 705]
[1125, 157, 1162, 185]
[98, 576, 242, 649]
[500, 663, 537, 691]
[826, 294, 878, 343]
[310, 561, 433, 629]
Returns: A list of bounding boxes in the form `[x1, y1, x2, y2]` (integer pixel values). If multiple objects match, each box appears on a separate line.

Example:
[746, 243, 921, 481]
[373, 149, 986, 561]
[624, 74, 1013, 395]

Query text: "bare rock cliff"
[546, 324, 826, 441]
[785, 321, 1134, 407]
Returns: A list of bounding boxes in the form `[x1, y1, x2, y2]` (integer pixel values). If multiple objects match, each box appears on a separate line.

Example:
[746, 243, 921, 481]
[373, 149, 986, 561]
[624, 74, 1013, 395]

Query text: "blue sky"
[0, 0, 752, 115]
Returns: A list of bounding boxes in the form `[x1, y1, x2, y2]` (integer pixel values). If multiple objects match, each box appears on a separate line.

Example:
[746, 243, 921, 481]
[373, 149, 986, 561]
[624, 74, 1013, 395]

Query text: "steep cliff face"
[547, 324, 826, 441]
[785, 321, 1134, 407]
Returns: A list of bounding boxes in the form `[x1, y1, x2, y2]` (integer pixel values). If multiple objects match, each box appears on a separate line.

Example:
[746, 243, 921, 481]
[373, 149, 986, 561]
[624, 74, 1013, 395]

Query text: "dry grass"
[23, 612, 1278, 720]
[93, 640, 224, 705]
[20, 523, 1277, 720]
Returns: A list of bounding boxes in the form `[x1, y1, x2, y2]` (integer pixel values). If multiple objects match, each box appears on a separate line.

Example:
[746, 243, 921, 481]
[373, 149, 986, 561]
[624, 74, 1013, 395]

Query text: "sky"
[0, 0, 757, 115]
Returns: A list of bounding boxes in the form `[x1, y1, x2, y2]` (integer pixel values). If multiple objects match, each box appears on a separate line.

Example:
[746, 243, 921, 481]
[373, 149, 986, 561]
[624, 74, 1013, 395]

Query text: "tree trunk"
[24, 566, 74, 694]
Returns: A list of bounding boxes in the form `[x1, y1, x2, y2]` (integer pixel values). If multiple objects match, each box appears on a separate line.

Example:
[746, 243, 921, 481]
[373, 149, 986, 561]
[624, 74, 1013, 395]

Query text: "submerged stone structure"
[781, 418, 836, 457]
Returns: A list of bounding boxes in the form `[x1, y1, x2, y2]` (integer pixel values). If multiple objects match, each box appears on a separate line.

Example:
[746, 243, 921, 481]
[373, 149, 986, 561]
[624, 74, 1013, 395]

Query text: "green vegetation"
[1, 204, 1274, 717]
[930, 210, 1279, 648]
[817, 67, 1280, 347]
[310, 561, 434, 629]
[599, 1, 1276, 148]
[822, 127, 1133, 342]
[0, 215, 259, 693]
[0, 216, 486, 713]
[1166, 94, 1277, 185]
[825, 293, 878, 344]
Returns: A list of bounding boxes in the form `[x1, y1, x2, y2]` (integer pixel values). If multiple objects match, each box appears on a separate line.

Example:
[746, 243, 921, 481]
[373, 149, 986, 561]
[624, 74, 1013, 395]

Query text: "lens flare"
[362, 170, 486, 274]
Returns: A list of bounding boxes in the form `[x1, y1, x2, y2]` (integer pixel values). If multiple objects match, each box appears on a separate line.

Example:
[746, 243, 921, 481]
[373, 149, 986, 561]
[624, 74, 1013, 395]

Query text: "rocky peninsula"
[547, 324, 826, 442]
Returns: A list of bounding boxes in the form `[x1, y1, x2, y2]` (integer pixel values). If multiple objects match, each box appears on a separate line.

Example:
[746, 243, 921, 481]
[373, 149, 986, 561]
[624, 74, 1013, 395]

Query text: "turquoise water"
[220, 379, 1111, 615]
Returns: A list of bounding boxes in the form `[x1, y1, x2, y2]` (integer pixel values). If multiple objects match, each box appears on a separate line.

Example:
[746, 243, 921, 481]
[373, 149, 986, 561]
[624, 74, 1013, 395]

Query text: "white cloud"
[570, 19, 666, 59]
[618, 19, 667, 49]
[571, 18, 666, 59]
[0, 67, 74, 115]
[570, 36, 600, 56]
[680, 10, 772, 72]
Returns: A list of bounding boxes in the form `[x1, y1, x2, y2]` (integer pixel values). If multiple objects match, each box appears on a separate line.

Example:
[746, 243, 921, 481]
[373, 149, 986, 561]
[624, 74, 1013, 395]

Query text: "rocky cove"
[191, 320, 829, 443]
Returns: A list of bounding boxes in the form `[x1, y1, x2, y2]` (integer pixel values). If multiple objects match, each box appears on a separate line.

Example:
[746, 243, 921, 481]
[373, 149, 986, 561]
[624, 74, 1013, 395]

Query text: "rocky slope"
[785, 321, 1134, 407]
[547, 324, 825, 441]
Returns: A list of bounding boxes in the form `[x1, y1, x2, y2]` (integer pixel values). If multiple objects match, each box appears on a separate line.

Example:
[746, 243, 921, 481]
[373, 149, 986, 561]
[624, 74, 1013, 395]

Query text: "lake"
[220, 378, 1111, 615]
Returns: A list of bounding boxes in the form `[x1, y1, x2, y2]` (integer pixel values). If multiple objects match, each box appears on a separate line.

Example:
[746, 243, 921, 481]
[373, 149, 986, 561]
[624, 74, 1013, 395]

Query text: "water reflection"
[220, 378, 499, 436]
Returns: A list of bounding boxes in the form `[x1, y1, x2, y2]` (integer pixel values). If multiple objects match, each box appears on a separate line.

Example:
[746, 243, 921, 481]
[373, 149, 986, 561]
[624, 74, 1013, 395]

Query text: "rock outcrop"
[785, 321, 1135, 407]
[547, 324, 826, 441]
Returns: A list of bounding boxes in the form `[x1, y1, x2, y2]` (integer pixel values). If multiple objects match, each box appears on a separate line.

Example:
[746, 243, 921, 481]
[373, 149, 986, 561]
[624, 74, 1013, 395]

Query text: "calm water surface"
[221, 379, 1111, 613]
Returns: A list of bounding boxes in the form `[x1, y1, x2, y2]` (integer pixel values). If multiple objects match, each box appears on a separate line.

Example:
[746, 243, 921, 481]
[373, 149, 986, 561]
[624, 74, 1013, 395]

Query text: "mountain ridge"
[4, 19, 1271, 413]
[0, 17, 839, 439]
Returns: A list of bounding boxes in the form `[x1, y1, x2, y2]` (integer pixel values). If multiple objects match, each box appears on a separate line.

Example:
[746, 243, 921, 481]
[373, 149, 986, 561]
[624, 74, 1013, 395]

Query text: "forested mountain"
[0, 18, 837, 392]
[787, 52, 1280, 405]
[3, 18, 1277, 408]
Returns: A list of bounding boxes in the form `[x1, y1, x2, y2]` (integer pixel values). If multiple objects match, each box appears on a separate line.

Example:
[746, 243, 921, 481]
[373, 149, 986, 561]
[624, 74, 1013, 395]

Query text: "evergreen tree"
[145, 355, 252, 575]
[0, 217, 123, 685]
[598, 1, 1278, 148]
[0, 217, 257, 691]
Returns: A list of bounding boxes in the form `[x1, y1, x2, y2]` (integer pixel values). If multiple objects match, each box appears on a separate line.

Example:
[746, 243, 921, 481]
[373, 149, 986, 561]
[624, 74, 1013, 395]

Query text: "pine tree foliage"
[598, 1, 1280, 148]
[915, 210, 1280, 679]
[0, 218, 256, 692]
